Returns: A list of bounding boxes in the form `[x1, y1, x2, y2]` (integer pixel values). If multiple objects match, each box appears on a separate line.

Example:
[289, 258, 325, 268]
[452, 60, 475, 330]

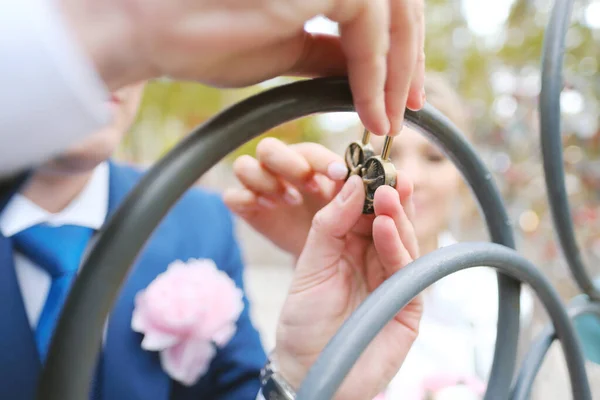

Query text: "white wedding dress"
[383, 232, 534, 399]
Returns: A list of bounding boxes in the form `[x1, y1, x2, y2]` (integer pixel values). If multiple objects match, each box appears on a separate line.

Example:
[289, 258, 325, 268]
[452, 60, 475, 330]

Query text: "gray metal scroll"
[540, 0, 600, 300]
[36, 77, 355, 399]
[406, 105, 521, 400]
[37, 77, 522, 400]
[32, 0, 600, 396]
[511, 302, 600, 400]
[295, 242, 592, 400]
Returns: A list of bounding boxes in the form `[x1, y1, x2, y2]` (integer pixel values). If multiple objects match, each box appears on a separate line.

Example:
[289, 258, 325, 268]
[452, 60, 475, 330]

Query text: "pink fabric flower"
[419, 373, 486, 400]
[132, 258, 244, 386]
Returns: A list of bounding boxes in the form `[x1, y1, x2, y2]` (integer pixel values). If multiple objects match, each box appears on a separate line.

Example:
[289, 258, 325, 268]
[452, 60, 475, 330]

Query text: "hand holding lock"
[344, 131, 398, 214]
[224, 124, 419, 400]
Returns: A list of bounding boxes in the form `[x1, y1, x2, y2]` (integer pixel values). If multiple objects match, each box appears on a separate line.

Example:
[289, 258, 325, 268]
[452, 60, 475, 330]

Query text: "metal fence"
[36, 0, 599, 398]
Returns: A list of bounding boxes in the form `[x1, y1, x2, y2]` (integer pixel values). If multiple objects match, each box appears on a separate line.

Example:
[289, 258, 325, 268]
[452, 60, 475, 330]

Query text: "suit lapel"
[0, 234, 41, 399]
[0, 171, 30, 213]
[101, 162, 174, 400]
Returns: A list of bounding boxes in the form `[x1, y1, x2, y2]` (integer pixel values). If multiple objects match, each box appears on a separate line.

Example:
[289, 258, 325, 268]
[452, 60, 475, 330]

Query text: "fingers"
[329, 0, 390, 136]
[232, 155, 302, 207]
[223, 187, 259, 214]
[297, 175, 365, 271]
[256, 138, 347, 195]
[233, 155, 281, 195]
[395, 170, 416, 225]
[405, 0, 426, 111]
[323, 0, 425, 136]
[372, 215, 412, 278]
[229, 138, 348, 212]
[283, 0, 426, 137]
[288, 142, 347, 181]
[372, 184, 419, 278]
[385, 0, 424, 134]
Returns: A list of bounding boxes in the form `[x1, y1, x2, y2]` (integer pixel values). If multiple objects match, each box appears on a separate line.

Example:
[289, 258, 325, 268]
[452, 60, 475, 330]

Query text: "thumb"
[296, 175, 365, 274]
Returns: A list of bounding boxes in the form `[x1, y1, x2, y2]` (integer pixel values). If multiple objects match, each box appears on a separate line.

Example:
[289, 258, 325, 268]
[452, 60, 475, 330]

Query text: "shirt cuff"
[0, 0, 111, 176]
[256, 390, 266, 400]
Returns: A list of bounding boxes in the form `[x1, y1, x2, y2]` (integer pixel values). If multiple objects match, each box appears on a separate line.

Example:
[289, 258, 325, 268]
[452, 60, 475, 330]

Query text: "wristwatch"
[260, 353, 297, 400]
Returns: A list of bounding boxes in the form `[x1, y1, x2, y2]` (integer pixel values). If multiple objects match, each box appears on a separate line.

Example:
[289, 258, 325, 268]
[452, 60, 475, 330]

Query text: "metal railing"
[36, 0, 598, 398]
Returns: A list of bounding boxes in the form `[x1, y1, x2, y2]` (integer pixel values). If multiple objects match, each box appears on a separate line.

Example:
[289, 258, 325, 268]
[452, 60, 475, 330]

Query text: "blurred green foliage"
[121, 0, 598, 168]
[122, 77, 324, 163]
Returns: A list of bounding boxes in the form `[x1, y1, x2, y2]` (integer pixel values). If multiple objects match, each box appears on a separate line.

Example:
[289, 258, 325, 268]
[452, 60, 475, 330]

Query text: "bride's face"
[372, 126, 463, 244]
[44, 82, 146, 175]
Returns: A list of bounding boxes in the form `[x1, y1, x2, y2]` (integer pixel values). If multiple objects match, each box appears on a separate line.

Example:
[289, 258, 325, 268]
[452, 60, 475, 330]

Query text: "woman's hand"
[224, 138, 348, 258]
[61, 0, 425, 135]
[274, 173, 422, 400]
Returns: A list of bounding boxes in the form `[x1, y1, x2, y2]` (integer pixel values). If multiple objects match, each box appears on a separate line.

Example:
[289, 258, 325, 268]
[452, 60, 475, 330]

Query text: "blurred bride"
[371, 73, 534, 399]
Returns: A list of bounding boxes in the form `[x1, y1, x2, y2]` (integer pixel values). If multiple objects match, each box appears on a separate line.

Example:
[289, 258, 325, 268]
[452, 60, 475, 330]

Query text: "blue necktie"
[12, 223, 94, 361]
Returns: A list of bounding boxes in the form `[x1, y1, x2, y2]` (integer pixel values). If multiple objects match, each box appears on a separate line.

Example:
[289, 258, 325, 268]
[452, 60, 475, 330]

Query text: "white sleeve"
[255, 390, 266, 400]
[0, 0, 111, 177]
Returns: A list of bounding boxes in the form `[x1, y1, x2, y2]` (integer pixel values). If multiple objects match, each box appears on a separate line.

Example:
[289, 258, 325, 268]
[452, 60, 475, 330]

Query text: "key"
[360, 136, 398, 214]
[344, 128, 375, 178]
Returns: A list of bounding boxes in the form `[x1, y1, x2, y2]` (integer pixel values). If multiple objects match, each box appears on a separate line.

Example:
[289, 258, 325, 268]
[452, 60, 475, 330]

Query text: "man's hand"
[60, 0, 425, 136]
[224, 138, 347, 257]
[274, 173, 422, 400]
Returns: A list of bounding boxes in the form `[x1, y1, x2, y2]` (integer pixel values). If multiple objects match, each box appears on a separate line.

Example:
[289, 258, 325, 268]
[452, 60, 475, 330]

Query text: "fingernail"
[338, 176, 358, 203]
[304, 177, 321, 193]
[283, 187, 303, 205]
[421, 89, 426, 106]
[327, 162, 348, 180]
[257, 196, 277, 209]
[381, 120, 391, 137]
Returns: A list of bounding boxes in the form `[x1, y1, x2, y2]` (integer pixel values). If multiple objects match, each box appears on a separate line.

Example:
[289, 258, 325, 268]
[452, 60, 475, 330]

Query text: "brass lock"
[343, 130, 398, 214]
[344, 128, 375, 178]
[361, 136, 397, 214]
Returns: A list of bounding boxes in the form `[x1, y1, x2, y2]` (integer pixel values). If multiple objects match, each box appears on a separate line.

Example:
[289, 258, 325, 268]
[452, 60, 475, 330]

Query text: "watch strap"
[260, 355, 296, 400]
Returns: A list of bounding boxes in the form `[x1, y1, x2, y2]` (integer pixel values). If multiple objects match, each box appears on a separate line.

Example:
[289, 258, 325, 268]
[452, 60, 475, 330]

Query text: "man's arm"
[0, 0, 110, 178]
[2, 0, 424, 180]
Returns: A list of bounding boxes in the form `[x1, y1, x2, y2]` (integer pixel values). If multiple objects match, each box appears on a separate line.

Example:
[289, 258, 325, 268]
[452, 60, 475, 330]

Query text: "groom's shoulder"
[111, 161, 233, 230]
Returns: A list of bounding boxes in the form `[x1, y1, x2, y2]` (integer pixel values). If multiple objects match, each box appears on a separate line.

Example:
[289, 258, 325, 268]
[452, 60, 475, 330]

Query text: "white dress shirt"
[0, 0, 110, 177]
[0, 162, 109, 328]
[384, 232, 534, 399]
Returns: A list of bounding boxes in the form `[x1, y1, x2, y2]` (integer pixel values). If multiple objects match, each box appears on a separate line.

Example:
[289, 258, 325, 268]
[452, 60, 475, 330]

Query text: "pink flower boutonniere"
[420, 373, 486, 400]
[132, 258, 244, 386]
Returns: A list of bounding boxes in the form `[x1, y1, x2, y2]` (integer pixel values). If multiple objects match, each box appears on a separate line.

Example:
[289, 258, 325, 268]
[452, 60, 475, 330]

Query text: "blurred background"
[113, 0, 600, 397]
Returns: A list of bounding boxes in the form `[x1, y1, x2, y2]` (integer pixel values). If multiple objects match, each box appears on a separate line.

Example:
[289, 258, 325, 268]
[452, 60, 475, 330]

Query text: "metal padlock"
[360, 136, 397, 214]
[344, 128, 375, 178]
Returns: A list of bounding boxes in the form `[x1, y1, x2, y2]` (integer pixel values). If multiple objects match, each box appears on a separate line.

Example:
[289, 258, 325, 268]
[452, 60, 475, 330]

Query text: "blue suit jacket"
[0, 161, 267, 399]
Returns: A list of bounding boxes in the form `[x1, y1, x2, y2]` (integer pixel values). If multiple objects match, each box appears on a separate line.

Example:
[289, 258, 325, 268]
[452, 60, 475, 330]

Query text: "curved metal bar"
[540, 0, 600, 300]
[37, 77, 520, 400]
[405, 105, 521, 400]
[37, 76, 354, 400]
[296, 242, 592, 400]
[511, 301, 600, 400]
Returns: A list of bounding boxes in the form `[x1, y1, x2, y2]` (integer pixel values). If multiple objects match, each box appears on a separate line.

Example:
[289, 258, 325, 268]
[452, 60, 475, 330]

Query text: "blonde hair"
[423, 72, 473, 138]
[421, 72, 478, 232]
